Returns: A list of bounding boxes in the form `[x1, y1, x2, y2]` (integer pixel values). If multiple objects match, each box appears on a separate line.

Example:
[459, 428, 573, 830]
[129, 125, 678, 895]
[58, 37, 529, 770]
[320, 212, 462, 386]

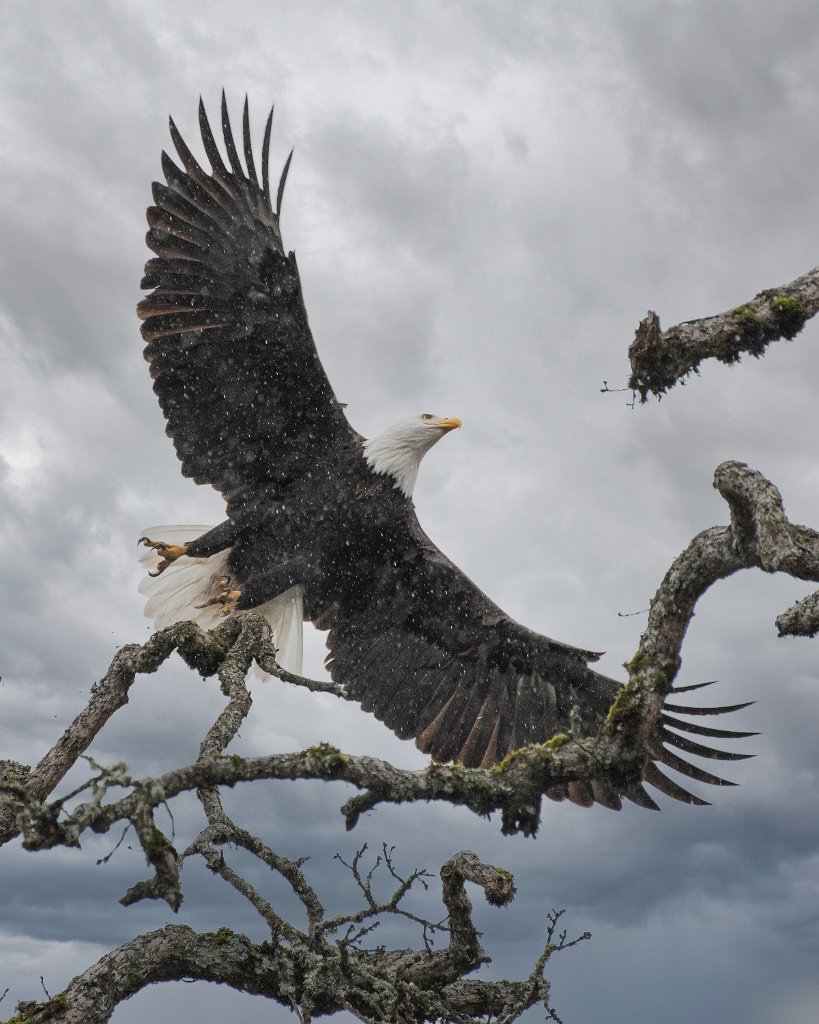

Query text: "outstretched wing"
[138, 94, 357, 505]
[325, 516, 755, 809]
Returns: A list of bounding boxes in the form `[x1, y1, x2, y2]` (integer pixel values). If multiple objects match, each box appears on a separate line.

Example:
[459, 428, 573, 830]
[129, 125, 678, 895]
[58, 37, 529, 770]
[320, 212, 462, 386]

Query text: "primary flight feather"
[137, 94, 753, 808]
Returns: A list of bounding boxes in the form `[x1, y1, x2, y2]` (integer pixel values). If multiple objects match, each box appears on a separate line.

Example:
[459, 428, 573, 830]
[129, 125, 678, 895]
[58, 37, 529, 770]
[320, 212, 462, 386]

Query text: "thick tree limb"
[628, 265, 819, 400]
[6, 853, 583, 1024]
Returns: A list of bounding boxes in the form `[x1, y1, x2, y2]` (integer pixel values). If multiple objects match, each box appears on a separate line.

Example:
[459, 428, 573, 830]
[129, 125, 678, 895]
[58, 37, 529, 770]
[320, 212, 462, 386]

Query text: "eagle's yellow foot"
[196, 575, 242, 616]
[138, 537, 188, 577]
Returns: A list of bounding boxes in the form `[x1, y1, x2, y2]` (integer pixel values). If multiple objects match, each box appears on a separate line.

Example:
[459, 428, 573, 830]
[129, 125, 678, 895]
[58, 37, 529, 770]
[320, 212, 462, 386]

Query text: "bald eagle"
[137, 96, 752, 809]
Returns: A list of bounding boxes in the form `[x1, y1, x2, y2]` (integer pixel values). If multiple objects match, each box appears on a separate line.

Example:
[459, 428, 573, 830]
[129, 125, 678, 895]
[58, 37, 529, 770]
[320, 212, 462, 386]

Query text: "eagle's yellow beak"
[436, 417, 462, 431]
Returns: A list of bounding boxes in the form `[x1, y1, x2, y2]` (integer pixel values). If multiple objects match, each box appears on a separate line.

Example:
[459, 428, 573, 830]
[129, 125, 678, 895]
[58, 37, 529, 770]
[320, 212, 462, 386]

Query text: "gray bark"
[628, 265, 819, 400]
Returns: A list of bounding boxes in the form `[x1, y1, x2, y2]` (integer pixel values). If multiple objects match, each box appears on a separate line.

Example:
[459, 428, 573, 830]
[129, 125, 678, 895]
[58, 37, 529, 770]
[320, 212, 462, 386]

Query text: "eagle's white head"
[363, 413, 462, 497]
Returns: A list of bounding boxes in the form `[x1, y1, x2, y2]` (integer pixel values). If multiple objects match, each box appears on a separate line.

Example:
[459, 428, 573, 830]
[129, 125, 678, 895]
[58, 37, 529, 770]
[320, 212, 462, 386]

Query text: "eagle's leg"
[139, 520, 238, 577]
[138, 537, 188, 577]
[184, 520, 238, 558]
[234, 556, 308, 610]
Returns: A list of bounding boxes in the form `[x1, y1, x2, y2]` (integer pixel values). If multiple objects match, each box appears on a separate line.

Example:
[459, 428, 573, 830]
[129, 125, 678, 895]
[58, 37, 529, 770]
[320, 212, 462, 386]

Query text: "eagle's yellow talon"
[138, 537, 188, 576]
[195, 575, 242, 615]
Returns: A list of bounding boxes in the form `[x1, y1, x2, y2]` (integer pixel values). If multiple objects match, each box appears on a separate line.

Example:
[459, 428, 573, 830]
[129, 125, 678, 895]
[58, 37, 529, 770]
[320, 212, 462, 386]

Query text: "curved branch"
[642, 460, 819, 674]
[12, 924, 296, 1024]
[628, 264, 819, 401]
[425, 850, 516, 980]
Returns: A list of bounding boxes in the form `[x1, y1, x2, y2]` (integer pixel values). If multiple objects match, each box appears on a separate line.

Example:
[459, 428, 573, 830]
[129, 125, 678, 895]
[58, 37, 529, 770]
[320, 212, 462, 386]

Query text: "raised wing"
[325, 517, 755, 809]
[138, 94, 357, 505]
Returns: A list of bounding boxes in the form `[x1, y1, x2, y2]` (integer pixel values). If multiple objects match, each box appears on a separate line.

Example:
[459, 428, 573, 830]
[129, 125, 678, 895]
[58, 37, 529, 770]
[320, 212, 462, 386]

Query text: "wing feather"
[220, 91, 246, 178]
[624, 784, 661, 811]
[655, 747, 737, 787]
[567, 781, 595, 807]
[591, 781, 623, 811]
[197, 98, 233, 185]
[659, 727, 754, 761]
[641, 763, 711, 806]
[664, 700, 755, 715]
[242, 97, 260, 188]
[430, 666, 493, 764]
[261, 106, 274, 205]
[415, 662, 469, 733]
[661, 713, 758, 739]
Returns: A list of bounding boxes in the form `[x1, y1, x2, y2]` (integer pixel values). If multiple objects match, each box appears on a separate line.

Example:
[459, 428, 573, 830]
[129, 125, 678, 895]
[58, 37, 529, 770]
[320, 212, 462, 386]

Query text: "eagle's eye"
[421, 413, 433, 420]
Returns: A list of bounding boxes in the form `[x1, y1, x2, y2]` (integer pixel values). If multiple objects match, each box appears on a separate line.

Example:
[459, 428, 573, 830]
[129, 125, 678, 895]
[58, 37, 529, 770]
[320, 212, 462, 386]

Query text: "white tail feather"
[138, 525, 304, 674]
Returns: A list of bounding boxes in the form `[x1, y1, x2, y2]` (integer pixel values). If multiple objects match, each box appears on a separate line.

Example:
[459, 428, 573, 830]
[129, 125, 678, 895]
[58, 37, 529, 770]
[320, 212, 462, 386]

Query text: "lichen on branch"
[628, 264, 819, 400]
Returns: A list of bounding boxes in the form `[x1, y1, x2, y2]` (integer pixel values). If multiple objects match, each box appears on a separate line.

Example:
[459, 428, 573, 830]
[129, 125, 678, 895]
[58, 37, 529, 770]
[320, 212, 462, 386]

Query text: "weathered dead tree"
[3, 456, 819, 1022]
[628, 264, 819, 400]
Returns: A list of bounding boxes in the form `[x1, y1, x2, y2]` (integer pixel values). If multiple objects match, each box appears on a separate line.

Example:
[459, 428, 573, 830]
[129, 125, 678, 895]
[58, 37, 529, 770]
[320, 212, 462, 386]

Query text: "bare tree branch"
[6, 853, 584, 1024]
[628, 264, 819, 401]
[184, 786, 323, 940]
[324, 844, 440, 949]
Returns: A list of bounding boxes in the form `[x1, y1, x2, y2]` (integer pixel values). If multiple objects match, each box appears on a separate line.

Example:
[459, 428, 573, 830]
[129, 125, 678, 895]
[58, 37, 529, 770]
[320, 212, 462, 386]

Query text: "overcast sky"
[3, 2, 819, 1022]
